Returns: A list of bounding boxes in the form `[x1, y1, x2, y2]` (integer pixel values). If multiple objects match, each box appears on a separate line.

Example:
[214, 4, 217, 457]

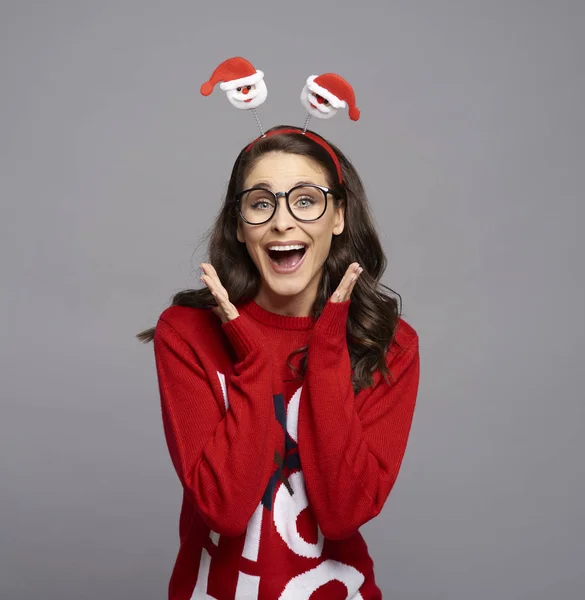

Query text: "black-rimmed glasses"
[233, 184, 337, 225]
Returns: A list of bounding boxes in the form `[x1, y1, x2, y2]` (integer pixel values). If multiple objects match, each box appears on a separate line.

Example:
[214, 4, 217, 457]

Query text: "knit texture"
[153, 297, 420, 599]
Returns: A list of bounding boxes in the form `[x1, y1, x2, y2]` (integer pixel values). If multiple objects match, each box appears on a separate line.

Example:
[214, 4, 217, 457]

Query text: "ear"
[332, 202, 345, 236]
[236, 219, 245, 243]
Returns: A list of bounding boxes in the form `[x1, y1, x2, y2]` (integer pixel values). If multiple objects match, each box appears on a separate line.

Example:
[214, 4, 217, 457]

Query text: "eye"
[324, 99, 330, 105]
[294, 196, 317, 208]
[237, 87, 242, 92]
[251, 201, 273, 211]
[246, 85, 252, 90]
[244, 190, 275, 212]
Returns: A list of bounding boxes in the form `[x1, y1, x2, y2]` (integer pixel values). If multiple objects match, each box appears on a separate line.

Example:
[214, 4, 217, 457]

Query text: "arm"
[153, 312, 277, 537]
[298, 299, 420, 540]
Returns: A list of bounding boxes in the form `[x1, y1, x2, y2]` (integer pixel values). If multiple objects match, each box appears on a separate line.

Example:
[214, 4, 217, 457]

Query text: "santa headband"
[200, 56, 361, 184]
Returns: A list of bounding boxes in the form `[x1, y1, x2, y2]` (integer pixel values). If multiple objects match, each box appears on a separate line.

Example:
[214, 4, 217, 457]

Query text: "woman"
[137, 125, 420, 599]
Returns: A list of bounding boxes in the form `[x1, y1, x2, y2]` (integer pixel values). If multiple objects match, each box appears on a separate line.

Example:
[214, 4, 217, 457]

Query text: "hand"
[331, 262, 363, 303]
[200, 262, 240, 323]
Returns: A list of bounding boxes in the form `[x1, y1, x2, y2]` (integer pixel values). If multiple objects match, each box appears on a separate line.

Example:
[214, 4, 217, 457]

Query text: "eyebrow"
[249, 180, 318, 190]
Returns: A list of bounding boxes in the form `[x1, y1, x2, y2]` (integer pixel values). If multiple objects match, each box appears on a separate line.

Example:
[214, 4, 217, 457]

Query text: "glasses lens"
[240, 189, 276, 224]
[288, 186, 326, 221]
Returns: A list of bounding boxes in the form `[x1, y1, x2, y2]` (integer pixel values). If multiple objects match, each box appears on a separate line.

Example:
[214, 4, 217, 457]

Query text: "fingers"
[200, 262, 239, 322]
[200, 262, 222, 297]
[344, 262, 363, 299]
[332, 262, 364, 303]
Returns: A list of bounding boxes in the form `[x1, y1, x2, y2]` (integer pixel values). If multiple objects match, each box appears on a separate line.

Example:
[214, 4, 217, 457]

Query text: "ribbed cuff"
[221, 312, 264, 361]
[312, 298, 351, 340]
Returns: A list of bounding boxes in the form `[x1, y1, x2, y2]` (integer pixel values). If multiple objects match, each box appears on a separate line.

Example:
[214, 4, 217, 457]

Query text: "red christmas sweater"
[153, 296, 420, 600]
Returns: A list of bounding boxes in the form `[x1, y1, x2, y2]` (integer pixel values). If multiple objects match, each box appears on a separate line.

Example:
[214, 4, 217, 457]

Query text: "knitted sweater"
[153, 297, 420, 599]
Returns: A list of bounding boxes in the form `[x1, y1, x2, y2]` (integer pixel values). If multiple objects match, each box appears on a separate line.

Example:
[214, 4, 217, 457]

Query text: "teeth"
[267, 245, 305, 251]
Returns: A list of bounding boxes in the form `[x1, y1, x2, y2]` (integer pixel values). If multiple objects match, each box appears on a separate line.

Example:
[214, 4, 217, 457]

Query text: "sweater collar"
[239, 299, 317, 331]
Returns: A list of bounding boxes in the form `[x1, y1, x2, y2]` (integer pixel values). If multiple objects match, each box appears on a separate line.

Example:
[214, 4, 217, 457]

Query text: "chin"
[266, 282, 308, 299]
[227, 96, 259, 109]
[257, 267, 308, 297]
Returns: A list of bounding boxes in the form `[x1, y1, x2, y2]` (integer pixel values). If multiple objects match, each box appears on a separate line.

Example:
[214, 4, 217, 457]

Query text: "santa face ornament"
[225, 79, 268, 110]
[300, 73, 361, 122]
[300, 85, 338, 119]
[200, 56, 268, 111]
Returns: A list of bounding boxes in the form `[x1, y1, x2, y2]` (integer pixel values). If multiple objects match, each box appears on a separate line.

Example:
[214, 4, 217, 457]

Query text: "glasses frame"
[233, 184, 338, 225]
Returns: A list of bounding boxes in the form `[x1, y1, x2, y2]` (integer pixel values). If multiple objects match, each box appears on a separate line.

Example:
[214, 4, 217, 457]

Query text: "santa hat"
[201, 57, 264, 96]
[306, 73, 360, 121]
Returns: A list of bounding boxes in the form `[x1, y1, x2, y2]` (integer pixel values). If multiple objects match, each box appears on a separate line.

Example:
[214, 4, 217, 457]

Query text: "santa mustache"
[308, 94, 332, 113]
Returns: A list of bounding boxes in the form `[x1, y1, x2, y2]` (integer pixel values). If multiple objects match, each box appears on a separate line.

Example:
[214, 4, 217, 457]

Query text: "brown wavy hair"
[137, 125, 404, 394]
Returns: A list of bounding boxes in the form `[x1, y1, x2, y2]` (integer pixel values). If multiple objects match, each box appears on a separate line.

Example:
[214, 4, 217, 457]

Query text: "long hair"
[137, 125, 404, 394]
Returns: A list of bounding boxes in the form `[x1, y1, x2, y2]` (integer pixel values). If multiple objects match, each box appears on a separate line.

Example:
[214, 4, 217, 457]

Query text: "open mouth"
[265, 245, 307, 270]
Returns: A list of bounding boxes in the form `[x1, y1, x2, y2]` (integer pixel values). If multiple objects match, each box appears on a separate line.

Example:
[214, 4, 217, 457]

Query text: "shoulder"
[155, 304, 219, 346]
[387, 316, 419, 366]
[395, 316, 418, 349]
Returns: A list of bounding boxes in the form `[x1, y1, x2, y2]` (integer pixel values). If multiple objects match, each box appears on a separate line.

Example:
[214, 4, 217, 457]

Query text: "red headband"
[244, 127, 343, 184]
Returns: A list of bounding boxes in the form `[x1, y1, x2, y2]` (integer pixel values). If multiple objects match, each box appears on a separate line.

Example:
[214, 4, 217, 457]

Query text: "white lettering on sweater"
[190, 377, 365, 599]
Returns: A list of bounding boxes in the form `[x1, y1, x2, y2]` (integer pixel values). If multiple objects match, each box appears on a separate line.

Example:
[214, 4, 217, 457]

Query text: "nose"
[242, 87, 249, 95]
[316, 95, 324, 104]
[271, 197, 296, 231]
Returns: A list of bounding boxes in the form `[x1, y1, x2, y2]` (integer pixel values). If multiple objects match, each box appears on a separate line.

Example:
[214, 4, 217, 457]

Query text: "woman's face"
[237, 151, 344, 308]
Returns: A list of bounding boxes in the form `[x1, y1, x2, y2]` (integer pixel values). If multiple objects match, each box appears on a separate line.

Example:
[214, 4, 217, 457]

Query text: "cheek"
[240, 229, 265, 259]
[226, 92, 246, 106]
[314, 237, 333, 261]
[308, 225, 336, 264]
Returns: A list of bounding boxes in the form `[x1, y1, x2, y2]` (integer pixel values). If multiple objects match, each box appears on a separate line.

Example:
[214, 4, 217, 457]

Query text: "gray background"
[1, 1, 583, 598]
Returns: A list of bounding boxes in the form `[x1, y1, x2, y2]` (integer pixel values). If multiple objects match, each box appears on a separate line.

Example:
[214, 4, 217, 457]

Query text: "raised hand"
[200, 262, 240, 323]
[331, 262, 363, 303]
[201, 261, 363, 321]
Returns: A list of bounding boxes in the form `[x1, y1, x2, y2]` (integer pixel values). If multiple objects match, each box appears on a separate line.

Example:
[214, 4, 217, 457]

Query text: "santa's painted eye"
[237, 87, 242, 92]
[324, 99, 330, 105]
[246, 85, 252, 90]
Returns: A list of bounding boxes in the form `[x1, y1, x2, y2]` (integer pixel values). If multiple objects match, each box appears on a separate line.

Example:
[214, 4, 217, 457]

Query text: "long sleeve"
[298, 299, 420, 540]
[153, 312, 277, 537]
